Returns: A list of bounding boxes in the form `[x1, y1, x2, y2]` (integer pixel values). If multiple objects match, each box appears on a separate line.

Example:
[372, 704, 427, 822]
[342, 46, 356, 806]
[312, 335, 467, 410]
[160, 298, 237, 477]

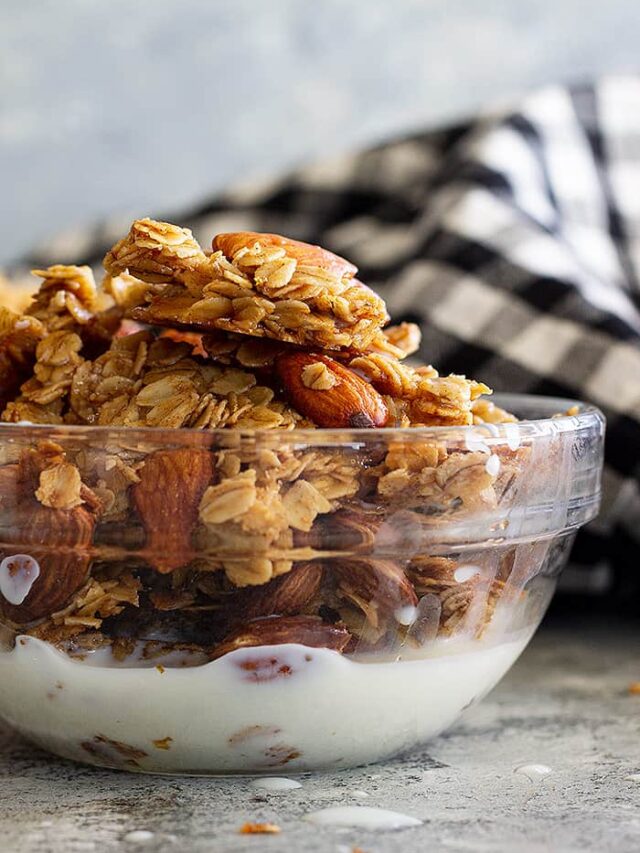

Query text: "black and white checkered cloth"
[20, 77, 640, 604]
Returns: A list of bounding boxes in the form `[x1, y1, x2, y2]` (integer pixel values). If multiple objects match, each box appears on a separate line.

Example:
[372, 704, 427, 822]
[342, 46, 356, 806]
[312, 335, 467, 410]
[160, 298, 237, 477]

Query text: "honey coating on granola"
[105, 219, 389, 351]
[0, 219, 526, 661]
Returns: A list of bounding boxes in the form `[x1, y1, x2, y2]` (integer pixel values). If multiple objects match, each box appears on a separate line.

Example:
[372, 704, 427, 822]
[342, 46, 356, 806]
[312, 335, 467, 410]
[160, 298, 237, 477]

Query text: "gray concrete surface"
[2, 0, 640, 264]
[1, 611, 639, 853]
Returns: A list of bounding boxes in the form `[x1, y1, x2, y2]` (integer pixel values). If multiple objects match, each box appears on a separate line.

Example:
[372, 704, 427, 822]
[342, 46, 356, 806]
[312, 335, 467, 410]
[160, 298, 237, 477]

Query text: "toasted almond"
[0, 502, 95, 625]
[211, 615, 351, 661]
[213, 232, 357, 280]
[275, 352, 388, 429]
[133, 449, 214, 573]
[229, 562, 323, 622]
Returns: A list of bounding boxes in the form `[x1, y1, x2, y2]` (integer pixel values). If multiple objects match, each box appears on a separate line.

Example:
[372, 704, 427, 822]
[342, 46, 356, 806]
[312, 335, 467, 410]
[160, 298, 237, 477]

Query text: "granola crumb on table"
[0, 218, 525, 659]
[239, 822, 281, 835]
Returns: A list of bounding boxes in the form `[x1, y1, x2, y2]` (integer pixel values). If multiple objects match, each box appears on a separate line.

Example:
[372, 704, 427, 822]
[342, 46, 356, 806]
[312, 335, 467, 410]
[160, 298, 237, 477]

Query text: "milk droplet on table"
[0, 554, 40, 605]
[122, 830, 155, 844]
[514, 763, 552, 781]
[248, 776, 302, 791]
[304, 806, 422, 830]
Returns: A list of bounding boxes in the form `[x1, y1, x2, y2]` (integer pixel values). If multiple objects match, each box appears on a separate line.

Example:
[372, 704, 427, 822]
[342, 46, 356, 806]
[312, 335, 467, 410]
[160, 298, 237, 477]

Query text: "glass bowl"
[0, 394, 604, 774]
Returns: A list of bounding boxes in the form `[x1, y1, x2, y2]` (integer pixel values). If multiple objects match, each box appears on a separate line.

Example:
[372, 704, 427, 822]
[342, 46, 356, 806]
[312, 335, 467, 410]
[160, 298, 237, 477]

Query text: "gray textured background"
[1, 0, 639, 265]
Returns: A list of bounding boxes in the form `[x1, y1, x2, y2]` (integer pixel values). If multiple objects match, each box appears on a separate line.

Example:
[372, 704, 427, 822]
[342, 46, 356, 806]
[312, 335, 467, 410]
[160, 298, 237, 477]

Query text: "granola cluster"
[0, 220, 526, 661]
[104, 222, 389, 351]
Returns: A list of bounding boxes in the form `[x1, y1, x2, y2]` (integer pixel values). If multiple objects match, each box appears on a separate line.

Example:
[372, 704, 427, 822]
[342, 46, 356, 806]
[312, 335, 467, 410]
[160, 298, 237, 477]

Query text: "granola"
[194, 447, 360, 585]
[347, 353, 489, 426]
[1, 265, 121, 425]
[29, 568, 141, 646]
[69, 334, 311, 431]
[406, 556, 507, 638]
[0, 307, 44, 409]
[203, 332, 485, 426]
[105, 220, 389, 351]
[0, 221, 528, 660]
[201, 322, 423, 366]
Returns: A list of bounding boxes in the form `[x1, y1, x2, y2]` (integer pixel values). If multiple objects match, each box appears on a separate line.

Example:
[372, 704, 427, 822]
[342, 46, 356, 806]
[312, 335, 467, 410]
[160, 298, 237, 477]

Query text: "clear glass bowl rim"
[0, 393, 605, 445]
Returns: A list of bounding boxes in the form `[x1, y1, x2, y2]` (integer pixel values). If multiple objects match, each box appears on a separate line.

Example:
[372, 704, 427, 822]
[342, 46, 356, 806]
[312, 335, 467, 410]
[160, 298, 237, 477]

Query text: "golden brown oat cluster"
[104, 222, 389, 351]
[0, 219, 522, 660]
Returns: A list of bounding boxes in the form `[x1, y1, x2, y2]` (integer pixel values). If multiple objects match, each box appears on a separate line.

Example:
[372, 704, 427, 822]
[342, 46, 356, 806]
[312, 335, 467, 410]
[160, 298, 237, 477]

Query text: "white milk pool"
[0, 632, 531, 773]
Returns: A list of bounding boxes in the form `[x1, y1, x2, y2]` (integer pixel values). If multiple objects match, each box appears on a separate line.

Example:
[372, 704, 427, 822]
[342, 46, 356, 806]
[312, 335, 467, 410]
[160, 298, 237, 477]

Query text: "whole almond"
[229, 561, 323, 622]
[210, 614, 351, 661]
[133, 448, 213, 573]
[0, 502, 95, 625]
[213, 232, 358, 280]
[275, 352, 389, 429]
